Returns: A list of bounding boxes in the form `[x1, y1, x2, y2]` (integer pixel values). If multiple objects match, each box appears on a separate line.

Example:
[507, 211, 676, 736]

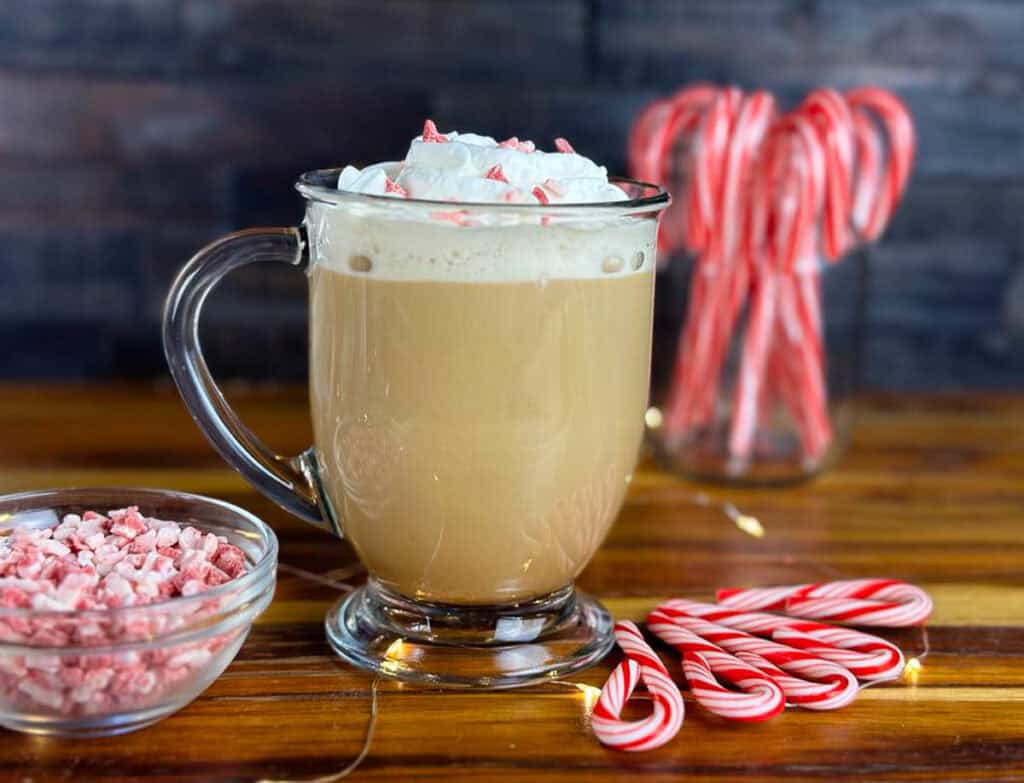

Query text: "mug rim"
[295, 167, 670, 216]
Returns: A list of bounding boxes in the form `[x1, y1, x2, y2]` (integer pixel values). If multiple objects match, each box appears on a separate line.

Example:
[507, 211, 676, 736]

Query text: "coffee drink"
[309, 213, 656, 605]
[164, 121, 668, 686]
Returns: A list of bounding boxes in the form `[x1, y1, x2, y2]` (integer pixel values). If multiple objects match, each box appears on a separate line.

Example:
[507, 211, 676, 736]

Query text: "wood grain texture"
[1, 385, 1022, 782]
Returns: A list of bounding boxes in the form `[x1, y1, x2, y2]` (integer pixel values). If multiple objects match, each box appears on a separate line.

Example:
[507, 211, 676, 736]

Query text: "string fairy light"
[693, 491, 765, 538]
[257, 677, 380, 783]
[277, 562, 358, 593]
[902, 625, 930, 684]
[572, 682, 604, 713]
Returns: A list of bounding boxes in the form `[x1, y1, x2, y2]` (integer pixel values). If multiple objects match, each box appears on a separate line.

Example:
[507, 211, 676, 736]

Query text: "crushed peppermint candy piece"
[384, 176, 408, 197]
[0, 507, 253, 718]
[0, 507, 247, 612]
[420, 119, 448, 144]
[484, 164, 509, 183]
[554, 137, 576, 154]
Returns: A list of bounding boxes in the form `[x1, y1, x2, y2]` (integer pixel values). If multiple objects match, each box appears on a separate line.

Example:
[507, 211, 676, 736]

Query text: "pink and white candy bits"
[0, 507, 250, 717]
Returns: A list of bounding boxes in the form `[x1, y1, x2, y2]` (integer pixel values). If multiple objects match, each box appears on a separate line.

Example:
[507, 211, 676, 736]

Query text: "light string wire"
[255, 676, 380, 783]
[257, 562, 374, 782]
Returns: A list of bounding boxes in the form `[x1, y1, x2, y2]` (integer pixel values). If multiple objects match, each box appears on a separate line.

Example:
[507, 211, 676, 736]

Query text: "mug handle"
[162, 226, 339, 535]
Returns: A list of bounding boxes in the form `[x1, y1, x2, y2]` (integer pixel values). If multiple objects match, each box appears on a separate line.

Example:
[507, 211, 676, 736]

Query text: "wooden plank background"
[0, 0, 1022, 388]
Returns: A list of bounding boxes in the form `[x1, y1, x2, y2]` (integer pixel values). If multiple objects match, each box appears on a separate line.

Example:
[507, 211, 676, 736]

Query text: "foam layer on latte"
[336, 121, 628, 205]
[308, 203, 657, 283]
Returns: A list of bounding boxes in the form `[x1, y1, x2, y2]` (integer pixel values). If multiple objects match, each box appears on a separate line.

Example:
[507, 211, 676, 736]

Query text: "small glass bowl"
[0, 487, 277, 737]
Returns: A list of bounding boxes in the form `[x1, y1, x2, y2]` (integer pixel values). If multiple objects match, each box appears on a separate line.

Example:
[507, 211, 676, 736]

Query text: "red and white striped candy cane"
[684, 88, 738, 253]
[850, 108, 883, 239]
[726, 129, 786, 461]
[650, 608, 858, 710]
[768, 626, 901, 681]
[629, 85, 718, 254]
[729, 113, 830, 461]
[648, 84, 718, 186]
[782, 114, 831, 462]
[629, 97, 678, 186]
[591, 621, 684, 751]
[800, 89, 856, 260]
[779, 266, 833, 461]
[734, 650, 858, 709]
[686, 90, 777, 429]
[845, 87, 915, 241]
[717, 579, 933, 627]
[651, 84, 719, 187]
[646, 613, 785, 721]
[660, 88, 739, 436]
[661, 598, 905, 681]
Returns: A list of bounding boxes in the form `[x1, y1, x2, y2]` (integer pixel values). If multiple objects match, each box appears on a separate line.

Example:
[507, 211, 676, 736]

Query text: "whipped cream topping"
[337, 121, 629, 205]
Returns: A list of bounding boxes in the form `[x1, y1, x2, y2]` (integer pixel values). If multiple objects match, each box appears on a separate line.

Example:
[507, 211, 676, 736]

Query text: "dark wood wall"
[2, 0, 1022, 388]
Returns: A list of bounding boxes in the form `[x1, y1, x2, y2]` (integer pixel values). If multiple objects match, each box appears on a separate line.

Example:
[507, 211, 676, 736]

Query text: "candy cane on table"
[649, 608, 858, 710]
[768, 626, 903, 681]
[845, 87, 915, 241]
[717, 579, 933, 627]
[661, 599, 905, 681]
[735, 651, 859, 707]
[591, 621, 684, 751]
[646, 614, 785, 721]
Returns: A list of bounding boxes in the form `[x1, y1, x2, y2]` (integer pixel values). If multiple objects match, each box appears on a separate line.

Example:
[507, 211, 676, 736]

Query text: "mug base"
[325, 581, 614, 689]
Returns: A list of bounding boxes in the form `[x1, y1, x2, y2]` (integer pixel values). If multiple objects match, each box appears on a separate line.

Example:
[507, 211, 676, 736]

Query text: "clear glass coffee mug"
[163, 168, 669, 688]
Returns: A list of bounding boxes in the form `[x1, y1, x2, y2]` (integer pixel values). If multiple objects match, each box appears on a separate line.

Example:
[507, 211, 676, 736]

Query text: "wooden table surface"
[2, 384, 1023, 782]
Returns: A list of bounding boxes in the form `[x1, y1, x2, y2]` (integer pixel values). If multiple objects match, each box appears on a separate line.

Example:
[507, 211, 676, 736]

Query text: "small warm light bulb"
[721, 502, 766, 538]
[903, 657, 922, 683]
[380, 638, 407, 674]
[576, 683, 602, 713]
[734, 514, 765, 538]
[644, 407, 663, 429]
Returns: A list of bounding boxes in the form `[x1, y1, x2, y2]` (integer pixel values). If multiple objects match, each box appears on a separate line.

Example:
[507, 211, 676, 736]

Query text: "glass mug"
[164, 168, 668, 688]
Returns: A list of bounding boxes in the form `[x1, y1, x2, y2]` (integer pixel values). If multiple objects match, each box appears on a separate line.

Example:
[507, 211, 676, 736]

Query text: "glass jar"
[647, 243, 867, 484]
